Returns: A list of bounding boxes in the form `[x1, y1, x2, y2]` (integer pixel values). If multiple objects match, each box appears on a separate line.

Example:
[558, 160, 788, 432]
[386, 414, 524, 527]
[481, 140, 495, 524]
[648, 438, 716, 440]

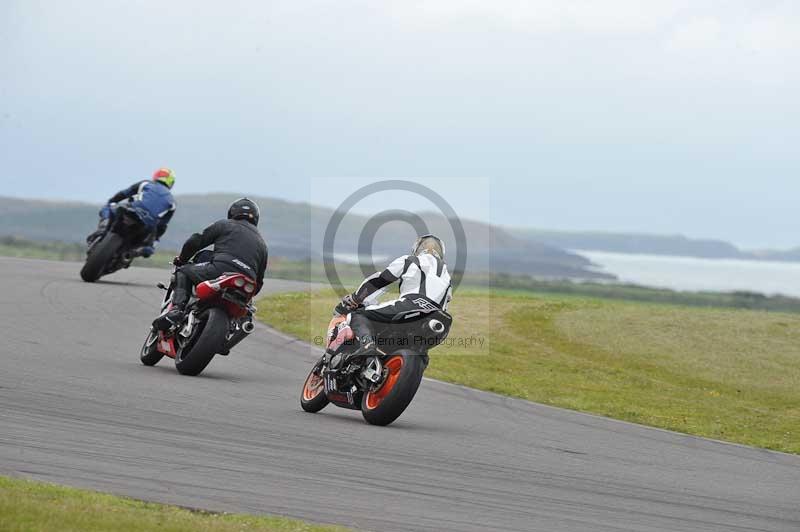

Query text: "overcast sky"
[2, 1, 798, 247]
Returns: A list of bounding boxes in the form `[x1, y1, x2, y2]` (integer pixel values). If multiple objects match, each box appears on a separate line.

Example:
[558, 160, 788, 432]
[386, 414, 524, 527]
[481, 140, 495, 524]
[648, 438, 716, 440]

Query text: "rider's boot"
[134, 234, 157, 258]
[152, 272, 191, 330]
[336, 313, 377, 366]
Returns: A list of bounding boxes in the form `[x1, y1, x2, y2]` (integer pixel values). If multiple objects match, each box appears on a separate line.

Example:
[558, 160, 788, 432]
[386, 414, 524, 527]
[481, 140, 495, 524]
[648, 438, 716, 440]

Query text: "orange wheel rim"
[303, 371, 324, 401]
[365, 356, 404, 410]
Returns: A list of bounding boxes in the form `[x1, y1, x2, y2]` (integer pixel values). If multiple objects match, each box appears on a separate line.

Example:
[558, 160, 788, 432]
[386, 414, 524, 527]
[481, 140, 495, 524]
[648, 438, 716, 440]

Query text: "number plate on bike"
[221, 290, 248, 306]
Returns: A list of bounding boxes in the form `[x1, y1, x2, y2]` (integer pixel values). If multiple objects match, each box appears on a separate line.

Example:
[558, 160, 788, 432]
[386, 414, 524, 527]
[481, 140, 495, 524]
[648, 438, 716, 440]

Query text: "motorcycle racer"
[87, 168, 177, 257]
[153, 197, 268, 330]
[333, 234, 452, 354]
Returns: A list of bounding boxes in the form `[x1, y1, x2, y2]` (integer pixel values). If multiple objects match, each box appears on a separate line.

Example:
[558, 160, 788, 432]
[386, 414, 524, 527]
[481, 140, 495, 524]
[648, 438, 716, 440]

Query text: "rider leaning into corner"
[332, 234, 452, 356]
[88, 168, 177, 257]
[153, 197, 268, 330]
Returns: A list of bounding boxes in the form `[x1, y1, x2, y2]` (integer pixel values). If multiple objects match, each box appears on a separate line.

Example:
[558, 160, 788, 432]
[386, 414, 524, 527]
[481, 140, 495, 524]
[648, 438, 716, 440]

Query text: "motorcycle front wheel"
[80, 233, 123, 282]
[140, 328, 164, 366]
[300, 358, 329, 413]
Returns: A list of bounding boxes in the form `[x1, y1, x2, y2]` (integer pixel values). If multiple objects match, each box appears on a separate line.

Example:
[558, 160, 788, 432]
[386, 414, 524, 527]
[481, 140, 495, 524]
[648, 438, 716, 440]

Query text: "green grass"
[0, 235, 174, 269]
[0, 476, 349, 532]
[0, 236, 87, 262]
[257, 289, 800, 454]
[484, 272, 800, 313]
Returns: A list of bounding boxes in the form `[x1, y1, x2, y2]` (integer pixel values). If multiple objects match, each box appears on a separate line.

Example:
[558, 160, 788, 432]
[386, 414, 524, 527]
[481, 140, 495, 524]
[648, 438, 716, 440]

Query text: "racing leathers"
[159, 218, 268, 327]
[90, 180, 176, 256]
[335, 253, 452, 351]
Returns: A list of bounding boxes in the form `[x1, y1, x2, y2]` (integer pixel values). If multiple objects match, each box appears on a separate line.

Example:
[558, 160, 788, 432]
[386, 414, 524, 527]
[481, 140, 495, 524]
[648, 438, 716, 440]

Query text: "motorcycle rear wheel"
[175, 308, 227, 376]
[80, 233, 122, 282]
[361, 351, 425, 426]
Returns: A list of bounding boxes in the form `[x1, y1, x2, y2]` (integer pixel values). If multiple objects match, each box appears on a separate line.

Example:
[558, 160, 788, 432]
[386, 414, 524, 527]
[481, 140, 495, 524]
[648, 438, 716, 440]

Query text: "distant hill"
[0, 195, 612, 280]
[509, 228, 752, 260]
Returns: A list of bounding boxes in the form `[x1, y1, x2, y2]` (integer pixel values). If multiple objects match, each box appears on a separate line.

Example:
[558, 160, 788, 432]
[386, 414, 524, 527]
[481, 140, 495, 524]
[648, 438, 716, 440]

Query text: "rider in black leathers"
[153, 198, 268, 330]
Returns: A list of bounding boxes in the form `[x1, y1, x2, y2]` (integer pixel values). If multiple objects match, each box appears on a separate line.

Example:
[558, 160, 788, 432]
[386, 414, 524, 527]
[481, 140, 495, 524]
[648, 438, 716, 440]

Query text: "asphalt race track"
[1, 257, 799, 532]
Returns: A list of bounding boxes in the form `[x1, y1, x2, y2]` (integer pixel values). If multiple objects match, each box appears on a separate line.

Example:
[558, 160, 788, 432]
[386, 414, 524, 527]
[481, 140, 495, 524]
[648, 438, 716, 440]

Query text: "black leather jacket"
[179, 218, 268, 290]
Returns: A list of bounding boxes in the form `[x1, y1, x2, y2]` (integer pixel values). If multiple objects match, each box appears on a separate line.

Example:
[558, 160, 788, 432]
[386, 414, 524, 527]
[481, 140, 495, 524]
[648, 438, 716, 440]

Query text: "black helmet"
[412, 234, 445, 260]
[228, 197, 260, 226]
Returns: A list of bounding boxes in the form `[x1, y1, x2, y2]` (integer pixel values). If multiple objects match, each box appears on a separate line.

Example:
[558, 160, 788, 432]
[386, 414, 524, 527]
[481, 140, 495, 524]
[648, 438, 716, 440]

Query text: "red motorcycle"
[140, 266, 257, 376]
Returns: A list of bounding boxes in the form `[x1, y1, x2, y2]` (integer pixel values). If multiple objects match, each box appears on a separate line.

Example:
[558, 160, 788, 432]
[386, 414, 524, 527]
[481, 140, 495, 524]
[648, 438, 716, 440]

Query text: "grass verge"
[0, 475, 348, 532]
[257, 288, 800, 454]
[0, 236, 174, 269]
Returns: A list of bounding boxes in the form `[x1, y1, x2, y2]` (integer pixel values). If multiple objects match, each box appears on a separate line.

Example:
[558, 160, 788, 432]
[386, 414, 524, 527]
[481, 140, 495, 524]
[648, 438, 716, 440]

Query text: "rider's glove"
[334, 293, 360, 316]
[99, 202, 116, 217]
[172, 255, 184, 266]
[343, 293, 360, 309]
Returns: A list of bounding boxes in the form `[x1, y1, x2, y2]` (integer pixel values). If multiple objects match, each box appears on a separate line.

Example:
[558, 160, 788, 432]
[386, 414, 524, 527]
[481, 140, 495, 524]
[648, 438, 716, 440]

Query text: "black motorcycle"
[80, 204, 154, 282]
[140, 257, 257, 376]
[300, 305, 452, 426]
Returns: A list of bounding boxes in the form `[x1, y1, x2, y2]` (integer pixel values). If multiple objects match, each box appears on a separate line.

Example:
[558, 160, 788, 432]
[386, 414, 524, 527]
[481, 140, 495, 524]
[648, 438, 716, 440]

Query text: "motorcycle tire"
[140, 328, 164, 366]
[361, 350, 425, 426]
[175, 307, 227, 376]
[300, 359, 329, 413]
[80, 233, 123, 282]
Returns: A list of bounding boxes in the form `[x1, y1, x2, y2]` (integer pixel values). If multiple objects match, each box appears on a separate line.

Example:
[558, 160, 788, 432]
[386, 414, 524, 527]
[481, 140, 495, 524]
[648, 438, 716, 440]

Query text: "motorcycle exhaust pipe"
[241, 320, 255, 334]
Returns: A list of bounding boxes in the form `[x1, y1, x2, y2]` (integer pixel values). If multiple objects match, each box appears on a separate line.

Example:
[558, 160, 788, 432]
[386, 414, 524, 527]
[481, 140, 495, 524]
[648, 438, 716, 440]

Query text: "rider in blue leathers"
[88, 168, 177, 257]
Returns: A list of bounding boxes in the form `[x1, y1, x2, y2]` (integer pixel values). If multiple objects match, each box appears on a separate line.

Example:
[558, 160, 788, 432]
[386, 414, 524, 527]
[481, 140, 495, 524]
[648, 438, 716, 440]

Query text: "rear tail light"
[195, 281, 216, 300]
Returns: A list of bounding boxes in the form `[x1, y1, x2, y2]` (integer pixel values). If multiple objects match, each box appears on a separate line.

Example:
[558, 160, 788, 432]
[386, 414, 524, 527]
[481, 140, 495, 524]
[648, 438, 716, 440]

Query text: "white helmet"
[412, 234, 445, 260]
